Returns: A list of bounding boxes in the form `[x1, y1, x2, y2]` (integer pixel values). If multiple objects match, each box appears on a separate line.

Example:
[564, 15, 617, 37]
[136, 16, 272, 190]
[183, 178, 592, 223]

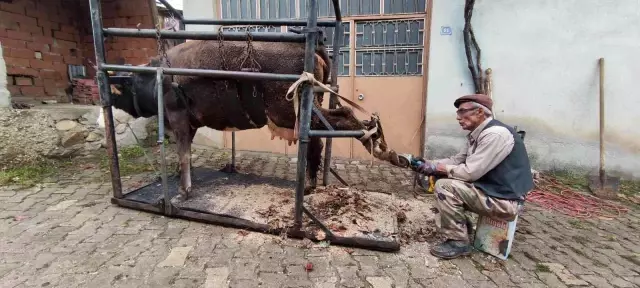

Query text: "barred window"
[354, 19, 424, 76]
[355, 49, 422, 76]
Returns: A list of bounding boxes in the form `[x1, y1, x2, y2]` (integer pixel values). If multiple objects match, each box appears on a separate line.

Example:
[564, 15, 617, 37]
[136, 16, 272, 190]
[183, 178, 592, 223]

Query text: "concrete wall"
[182, 0, 224, 148]
[0, 44, 10, 108]
[425, 0, 640, 178]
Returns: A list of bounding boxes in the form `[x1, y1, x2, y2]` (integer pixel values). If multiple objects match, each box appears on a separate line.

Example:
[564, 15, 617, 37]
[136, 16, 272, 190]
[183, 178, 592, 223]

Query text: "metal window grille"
[287, 23, 350, 76]
[221, 25, 280, 32]
[383, 0, 426, 14]
[354, 19, 424, 76]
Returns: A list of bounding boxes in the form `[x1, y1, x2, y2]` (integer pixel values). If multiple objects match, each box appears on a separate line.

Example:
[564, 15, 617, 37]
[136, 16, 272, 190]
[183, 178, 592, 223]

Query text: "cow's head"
[107, 66, 159, 119]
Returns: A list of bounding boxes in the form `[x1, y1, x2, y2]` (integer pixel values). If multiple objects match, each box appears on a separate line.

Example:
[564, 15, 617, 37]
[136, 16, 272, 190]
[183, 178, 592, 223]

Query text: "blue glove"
[416, 161, 437, 175]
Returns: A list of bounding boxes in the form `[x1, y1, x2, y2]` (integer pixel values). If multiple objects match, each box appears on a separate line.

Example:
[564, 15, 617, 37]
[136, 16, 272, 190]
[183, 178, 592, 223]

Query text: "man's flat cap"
[454, 94, 493, 111]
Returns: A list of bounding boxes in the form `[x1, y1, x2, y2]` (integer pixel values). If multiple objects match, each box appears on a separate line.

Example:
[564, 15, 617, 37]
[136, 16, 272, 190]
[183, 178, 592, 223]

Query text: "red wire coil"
[525, 175, 629, 219]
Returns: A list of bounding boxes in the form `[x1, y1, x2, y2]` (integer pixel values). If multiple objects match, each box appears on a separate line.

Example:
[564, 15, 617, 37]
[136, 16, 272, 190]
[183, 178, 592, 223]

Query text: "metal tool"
[398, 154, 435, 193]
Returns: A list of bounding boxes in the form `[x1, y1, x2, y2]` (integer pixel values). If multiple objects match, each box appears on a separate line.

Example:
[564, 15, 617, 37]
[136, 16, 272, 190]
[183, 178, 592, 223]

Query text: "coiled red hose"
[526, 175, 629, 219]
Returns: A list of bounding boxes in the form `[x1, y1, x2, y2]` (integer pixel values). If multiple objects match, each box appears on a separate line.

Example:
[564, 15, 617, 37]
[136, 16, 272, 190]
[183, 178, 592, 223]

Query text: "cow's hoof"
[179, 186, 191, 199]
[220, 164, 238, 174]
[304, 186, 316, 195]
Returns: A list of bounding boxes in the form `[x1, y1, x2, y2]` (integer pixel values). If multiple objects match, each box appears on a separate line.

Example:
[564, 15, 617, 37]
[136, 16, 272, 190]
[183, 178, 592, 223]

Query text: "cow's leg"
[305, 136, 323, 194]
[166, 109, 195, 199]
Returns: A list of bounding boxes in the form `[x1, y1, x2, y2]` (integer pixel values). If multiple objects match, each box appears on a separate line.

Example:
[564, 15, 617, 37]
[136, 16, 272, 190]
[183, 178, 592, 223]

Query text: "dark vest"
[472, 119, 534, 201]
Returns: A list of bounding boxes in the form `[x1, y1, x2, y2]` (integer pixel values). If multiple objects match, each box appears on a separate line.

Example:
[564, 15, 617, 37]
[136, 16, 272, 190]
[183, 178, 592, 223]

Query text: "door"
[350, 18, 427, 160]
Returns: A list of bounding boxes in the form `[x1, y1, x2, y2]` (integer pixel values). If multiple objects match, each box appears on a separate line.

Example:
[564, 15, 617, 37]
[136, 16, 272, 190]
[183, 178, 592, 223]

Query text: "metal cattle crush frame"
[90, 0, 400, 252]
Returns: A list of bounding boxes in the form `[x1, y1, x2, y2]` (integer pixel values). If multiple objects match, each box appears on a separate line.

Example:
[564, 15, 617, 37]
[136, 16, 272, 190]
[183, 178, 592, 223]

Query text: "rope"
[525, 174, 629, 219]
[285, 72, 378, 141]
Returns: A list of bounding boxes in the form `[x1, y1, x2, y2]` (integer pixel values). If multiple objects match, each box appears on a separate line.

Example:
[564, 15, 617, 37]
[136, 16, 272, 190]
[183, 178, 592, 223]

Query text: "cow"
[107, 33, 404, 198]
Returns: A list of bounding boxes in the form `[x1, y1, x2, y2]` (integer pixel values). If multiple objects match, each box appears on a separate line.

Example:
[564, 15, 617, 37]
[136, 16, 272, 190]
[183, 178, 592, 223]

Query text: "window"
[220, 0, 425, 19]
[287, 23, 350, 76]
[354, 19, 424, 76]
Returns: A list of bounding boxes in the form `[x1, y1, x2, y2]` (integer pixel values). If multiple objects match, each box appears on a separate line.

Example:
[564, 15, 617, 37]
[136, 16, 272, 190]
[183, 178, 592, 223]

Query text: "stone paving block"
[609, 277, 635, 288]
[467, 281, 499, 288]
[229, 258, 259, 280]
[337, 266, 366, 287]
[536, 272, 568, 288]
[580, 274, 615, 288]
[451, 258, 488, 282]
[229, 278, 260, 287]
[157, 246, 192, 267]
[366, 276, 393, 288]
[206, 248, 237, 268]
[417, 275, 471, 288]
[258, 272, 287, 288]
[540, 262, 590, 286]
[354, 255, 382, 276]
[405, 257, 437, 279]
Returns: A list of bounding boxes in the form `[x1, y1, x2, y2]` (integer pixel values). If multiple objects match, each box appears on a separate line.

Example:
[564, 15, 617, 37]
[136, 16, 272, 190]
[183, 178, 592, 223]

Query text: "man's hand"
[415, 161, 437, 175]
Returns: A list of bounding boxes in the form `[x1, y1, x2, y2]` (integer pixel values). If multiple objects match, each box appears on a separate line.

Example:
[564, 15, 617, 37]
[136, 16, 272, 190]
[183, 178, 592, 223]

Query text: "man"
[412, 94, 534, 259]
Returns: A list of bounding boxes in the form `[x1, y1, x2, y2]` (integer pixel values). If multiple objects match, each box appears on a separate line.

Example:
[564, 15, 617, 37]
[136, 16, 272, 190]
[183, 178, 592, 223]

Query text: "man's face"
[456, 102, 486, 131]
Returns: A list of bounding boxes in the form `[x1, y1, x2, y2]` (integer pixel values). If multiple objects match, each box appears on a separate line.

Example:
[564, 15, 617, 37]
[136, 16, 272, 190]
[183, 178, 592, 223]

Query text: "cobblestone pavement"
[1, 148, 639, 288]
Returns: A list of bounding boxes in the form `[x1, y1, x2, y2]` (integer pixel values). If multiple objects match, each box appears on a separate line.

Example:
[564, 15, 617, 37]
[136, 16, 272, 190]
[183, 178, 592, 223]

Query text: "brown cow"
[109, 36, 403, 198]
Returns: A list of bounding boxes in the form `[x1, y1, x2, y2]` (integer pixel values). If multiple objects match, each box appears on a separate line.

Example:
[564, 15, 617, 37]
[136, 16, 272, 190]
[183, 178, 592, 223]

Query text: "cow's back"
[157, 40, 326, 130]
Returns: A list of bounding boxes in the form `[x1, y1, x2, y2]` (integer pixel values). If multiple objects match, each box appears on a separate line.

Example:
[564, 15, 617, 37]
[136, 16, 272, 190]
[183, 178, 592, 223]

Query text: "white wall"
[0, 44, 10, 108]
[182, 0, 225, 148]
[426, 0, 640, 178]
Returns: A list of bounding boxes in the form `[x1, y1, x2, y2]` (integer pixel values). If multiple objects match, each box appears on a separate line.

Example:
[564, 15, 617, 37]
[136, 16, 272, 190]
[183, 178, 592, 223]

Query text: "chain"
[155, 22, 171, 68]
[239, 32, 261, 72]
[217, 27, 230, 89]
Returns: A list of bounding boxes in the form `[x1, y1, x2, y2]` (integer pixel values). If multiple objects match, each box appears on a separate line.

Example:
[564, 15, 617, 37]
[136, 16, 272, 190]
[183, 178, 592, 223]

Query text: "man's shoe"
[430, 239, 472, 259]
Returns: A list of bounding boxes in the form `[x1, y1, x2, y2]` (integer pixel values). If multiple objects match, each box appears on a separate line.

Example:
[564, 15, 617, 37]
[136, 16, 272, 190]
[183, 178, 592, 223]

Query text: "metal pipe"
[89, 0, 122, 199]
[294, 0, 319, 228]
[599, 58, 606, 187]
[232, 131, 236, 168]
[156, 0, 184, 20]
[157, 68, 171, 215]
[330, 0, 342, 21]
[103, 28, 306, 42]
[312, 106, 334, 131]
[101, 64, 300, 81]
[323, 19, 343, 186]
[309, 130, 365, 138]
[182, 18, 336, 27]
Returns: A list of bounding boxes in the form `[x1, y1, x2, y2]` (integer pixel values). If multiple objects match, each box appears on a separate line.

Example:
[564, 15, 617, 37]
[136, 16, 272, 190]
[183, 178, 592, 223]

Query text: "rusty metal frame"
[90, 0, 400, 252]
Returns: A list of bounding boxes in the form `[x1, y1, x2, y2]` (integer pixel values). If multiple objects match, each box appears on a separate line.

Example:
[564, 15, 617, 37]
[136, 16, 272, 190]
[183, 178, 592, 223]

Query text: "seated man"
[413, 94, 534, 259]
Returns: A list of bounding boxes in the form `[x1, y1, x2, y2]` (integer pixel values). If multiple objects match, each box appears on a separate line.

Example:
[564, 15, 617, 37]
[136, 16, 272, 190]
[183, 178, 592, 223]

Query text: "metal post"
[232, 131, 236, 169]
[156, 68, 171, 215]
[294, 0, 319, 228]
[598, 58, 605, 187]
[89, 0, 122, 198]
[322, 20, 343, 186]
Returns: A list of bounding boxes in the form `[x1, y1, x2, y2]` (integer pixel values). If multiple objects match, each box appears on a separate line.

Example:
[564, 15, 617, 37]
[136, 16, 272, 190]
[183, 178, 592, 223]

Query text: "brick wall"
[0, 0, 156, 102]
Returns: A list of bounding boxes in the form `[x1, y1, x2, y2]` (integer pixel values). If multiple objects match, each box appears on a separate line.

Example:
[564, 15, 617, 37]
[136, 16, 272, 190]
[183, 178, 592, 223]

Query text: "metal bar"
[157, 0, 184, 20]
[309, 130, 365, 138]
[330, 167, 349, 186]
[156, 68, 172, 215]
[323, 18, 343, 186]
[313, 86, 338, 93]
[111, 198, 164, 214]
[90, 0, 123, 199]
[103, 28, 306, 42]
[182, 18, 336, 26]
[302, 206, 334, 238]
[599, 57, 606, 187]
[232, 131, 236, 168]
[173, 208, 400, 252]
[330, 0, 342, 21]
[294, 0, 319, 229]
[101, 64, 300, 81]
[312, 106, 335, 131]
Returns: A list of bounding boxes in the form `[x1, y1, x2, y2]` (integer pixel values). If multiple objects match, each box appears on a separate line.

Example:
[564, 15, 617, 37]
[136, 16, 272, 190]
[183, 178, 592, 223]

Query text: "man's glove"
[411, 159, 437, 176]
[417, 161, 437, 175]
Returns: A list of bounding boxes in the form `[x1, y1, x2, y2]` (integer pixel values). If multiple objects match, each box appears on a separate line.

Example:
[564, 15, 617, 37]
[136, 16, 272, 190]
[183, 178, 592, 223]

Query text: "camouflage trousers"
[433, 178, 520, 242]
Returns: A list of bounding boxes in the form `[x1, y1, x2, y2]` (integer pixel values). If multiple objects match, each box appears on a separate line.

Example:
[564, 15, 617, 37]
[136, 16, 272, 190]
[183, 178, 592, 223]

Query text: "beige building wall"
[425, 0, 640, 178]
